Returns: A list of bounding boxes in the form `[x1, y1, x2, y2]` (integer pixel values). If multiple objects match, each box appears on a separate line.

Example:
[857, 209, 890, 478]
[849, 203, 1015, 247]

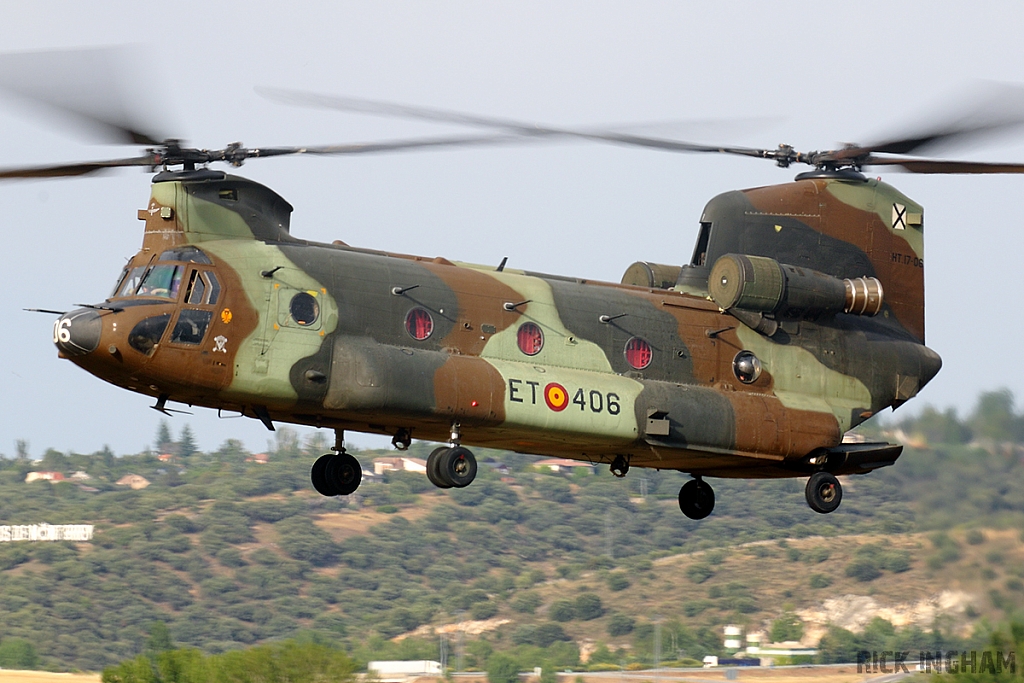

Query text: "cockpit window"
[137, 265, 184, 299]
[110, 266, 130, 298]
[158, 246, 213, 264]
[117, 266, 148, 298]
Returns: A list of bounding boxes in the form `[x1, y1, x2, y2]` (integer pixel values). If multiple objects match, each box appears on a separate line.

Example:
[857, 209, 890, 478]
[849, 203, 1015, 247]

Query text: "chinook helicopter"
[6, 57, 1024, 519]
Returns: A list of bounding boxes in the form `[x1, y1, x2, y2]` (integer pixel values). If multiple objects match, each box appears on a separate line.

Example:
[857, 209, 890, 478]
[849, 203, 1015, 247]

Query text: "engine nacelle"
[708, 253, 883, 318]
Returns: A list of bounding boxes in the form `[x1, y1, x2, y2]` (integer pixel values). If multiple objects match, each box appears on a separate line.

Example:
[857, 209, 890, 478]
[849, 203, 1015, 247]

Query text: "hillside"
[1, 396, 1024, 671]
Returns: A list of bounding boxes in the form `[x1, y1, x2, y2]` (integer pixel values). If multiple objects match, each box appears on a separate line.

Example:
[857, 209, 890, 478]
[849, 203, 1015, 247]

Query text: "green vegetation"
[4, 391, 1024, 671]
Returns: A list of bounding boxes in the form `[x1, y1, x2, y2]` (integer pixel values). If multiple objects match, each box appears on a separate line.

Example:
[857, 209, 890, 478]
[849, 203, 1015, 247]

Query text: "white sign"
[0, 524, 94, 542]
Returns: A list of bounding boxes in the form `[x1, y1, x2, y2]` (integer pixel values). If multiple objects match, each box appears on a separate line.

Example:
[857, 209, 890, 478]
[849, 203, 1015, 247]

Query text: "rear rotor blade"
[0, 155, 156, 179]
[864, 156, 1024, 174]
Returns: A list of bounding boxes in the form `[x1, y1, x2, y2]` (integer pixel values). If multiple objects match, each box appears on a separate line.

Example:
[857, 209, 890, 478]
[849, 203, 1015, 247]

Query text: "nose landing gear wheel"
[805, 472, 842, 513]
[678, 478, 715, 519]
[610, 454, 630, 478]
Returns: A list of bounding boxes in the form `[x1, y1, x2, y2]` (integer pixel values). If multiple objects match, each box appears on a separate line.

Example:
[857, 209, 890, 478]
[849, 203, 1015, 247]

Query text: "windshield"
[136, 264, 184, 299]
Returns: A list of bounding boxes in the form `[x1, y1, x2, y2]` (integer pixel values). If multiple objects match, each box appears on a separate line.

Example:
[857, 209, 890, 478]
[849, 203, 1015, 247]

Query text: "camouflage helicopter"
[7, 59, 1024, 519]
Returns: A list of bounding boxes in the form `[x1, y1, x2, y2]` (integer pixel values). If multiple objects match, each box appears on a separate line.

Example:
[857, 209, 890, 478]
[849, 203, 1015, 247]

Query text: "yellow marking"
[221, 308, 233, 324]
[774, 224, 782, 232]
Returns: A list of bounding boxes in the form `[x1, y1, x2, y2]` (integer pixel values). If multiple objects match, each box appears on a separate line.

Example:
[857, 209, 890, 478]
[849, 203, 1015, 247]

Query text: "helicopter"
[6, 54, 1024, 519]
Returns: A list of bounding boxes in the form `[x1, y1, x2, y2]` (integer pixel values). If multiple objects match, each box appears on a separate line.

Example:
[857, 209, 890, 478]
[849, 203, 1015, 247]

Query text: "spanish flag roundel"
[544, 383, 569, 411]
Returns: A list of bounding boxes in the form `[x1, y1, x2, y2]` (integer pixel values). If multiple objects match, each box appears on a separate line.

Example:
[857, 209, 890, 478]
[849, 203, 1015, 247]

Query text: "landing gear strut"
[310, 430, 363, 497]
[425, 422, 478, 489]
[610, 454, 630, 478]
[678, 477, 715, 520]
[805, 471, 842, 513]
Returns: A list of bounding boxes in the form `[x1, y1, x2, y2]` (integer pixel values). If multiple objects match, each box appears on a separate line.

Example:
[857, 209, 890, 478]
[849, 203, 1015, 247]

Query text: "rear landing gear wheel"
[438, 446, 477, 488]
[678, 478, 715, 520]
[426, 447, 453, 489]
[805, 472, 842, 513]
[310, 452, 362, 496]
[311, 453, 337, 496]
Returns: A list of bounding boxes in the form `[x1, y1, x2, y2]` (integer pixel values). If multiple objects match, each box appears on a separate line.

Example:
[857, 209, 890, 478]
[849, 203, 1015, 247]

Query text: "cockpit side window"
[137, 265, 184, 299]
[206, 272, 221, 305]
[184, 270, 207, 305]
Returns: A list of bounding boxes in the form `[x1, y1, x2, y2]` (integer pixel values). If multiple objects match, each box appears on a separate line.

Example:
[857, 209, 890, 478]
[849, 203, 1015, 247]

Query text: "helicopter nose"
[53, 308, 103, 357]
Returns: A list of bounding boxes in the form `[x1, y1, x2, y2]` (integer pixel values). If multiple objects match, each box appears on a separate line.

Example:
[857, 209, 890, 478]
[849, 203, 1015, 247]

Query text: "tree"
[156, 421, 173, 454]
[487, 653, 520, 683]
[177, 425, 198, 458]
[145, 621, 174, 655]
[770, 612, 804, 642]
[574, 593, 605, 620]
[0, 639, 39, 668]
[549, 599, 576, 622]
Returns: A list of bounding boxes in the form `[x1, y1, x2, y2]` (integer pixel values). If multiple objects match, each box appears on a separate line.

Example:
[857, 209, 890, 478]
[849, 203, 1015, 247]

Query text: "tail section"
[678, 173, 925, 342]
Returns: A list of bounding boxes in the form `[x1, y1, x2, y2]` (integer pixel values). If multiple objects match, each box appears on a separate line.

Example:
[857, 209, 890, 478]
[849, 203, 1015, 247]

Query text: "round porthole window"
[517, 322, 544, 356]
[624, 337, 652, 370]
[405, 307, 434, 341]
[733, 350, 762, 383]
[290, 292, 319, 326]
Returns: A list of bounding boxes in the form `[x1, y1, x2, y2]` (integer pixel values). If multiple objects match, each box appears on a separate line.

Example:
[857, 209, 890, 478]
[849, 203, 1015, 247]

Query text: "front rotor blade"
[0, 155, 155, 179]
[0, 47, 170, 145]
[865, 156, 1024, 174]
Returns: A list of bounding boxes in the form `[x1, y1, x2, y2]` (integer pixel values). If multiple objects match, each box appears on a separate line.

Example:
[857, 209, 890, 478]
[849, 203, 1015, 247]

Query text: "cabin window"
[733, 350, 762, 383]
[136, 264, 184, 299]
[171, 309, 213, 345]
[405, 308, 434, 341]
[690, 221, 712, 266]
[624, 337, 653, 370]
[290, 292, 320, 326]
[516, 322, 544, 356]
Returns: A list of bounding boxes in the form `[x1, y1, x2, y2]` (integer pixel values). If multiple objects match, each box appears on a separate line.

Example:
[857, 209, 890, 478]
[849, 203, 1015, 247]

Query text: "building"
[368, 661, 442, 682]
[373, 457, 427, 475]
[723, 625, 743, 653]
[534, 458, 596, 474]
[25, 471, 65, 483]
[244, 453, 270, 464]
[116, 474, 151, 490]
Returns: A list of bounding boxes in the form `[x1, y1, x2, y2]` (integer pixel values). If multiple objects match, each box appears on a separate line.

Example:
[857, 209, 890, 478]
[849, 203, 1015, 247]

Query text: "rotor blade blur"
[844, 82, 1024, 159]
[865, 156, 1024, 174]
[258, 87, 774, 159]
[0, 46, 170, 145]
[0, 155, 155, 179]
[249, 133, 536, 158]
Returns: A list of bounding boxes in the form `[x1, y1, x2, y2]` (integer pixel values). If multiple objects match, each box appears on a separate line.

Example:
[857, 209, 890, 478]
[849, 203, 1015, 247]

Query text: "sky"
[1, 0, 1023, 458]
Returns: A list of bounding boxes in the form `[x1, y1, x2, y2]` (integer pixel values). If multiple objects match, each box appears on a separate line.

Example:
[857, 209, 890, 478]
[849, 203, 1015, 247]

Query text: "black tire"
[426, 447, 453, 489]
[325, 452, 362, 496]
[806, 471, 842, 513]
[678, 479, 715, 520]
[310, 453, 338, 496]
[438, 446, 477, 488]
